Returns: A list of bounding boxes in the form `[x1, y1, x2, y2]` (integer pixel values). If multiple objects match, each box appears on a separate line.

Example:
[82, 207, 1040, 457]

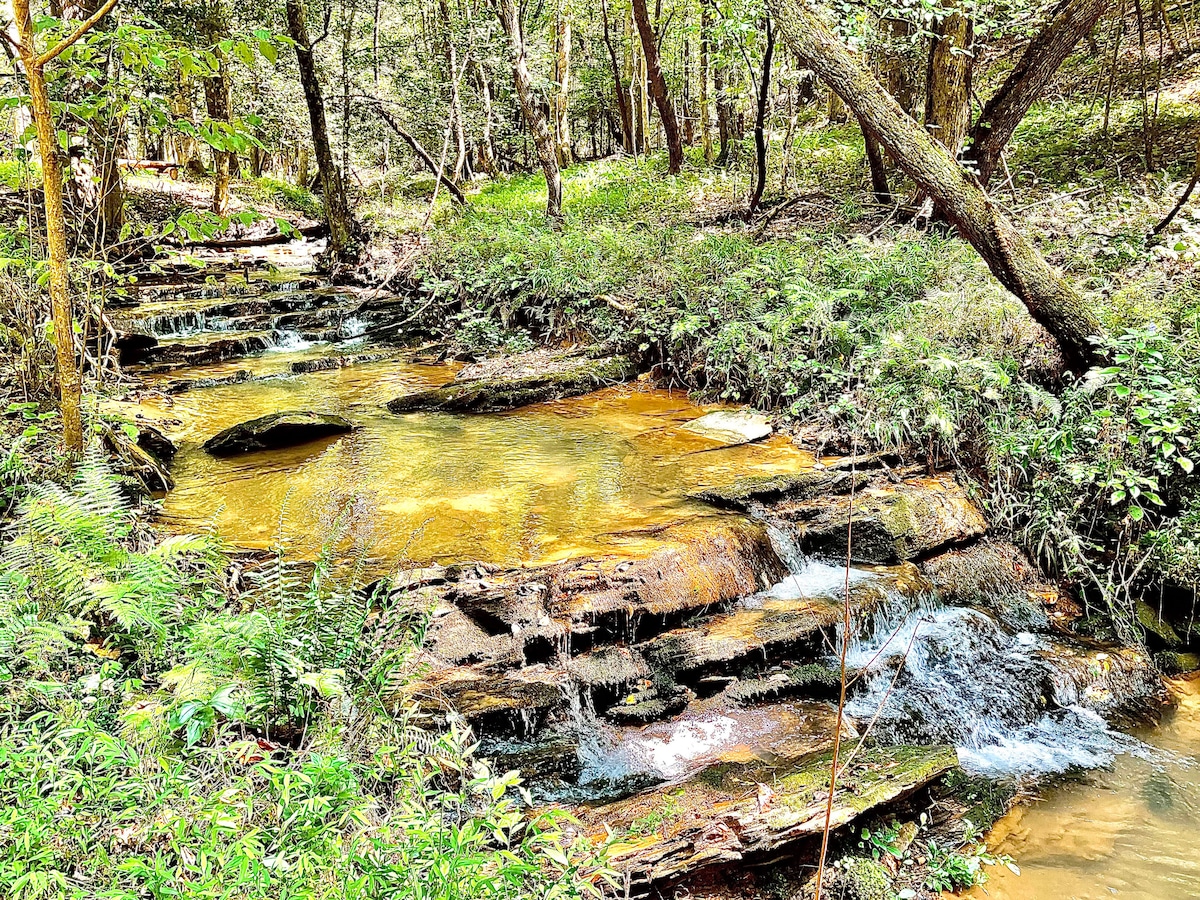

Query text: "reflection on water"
[136, 367, 815, 567]
[965, 673, 1200, 900]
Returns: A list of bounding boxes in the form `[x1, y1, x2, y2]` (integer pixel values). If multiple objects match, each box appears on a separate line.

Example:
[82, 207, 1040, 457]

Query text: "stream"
[114, 266, 1200, 899]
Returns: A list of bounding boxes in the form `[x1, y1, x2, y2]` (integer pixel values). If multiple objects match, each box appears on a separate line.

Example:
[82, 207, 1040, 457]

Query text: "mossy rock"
[386, 352, 639, 413]
[1155, 651, 1200, 675]
[1136, 600, 1183, 648]
[841, 857, 896, 900]
[690, 470, 867, 511]
[202, 411, 355, 455]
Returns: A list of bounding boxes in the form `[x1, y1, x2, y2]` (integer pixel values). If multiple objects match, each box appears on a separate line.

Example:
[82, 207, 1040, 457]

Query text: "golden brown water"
[130, 365, 815, 567]
[964, 673, 1200, 900]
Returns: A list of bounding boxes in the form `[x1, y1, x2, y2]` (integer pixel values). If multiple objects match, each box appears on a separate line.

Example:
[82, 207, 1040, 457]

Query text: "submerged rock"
[386, 349, 638, 413]
[680, 409, 772, 446]
[202, 411, 355, 455]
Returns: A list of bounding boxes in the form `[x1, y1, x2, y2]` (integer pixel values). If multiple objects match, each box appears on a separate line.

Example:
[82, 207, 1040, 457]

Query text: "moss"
[386, 353, 639, 413]
[940, 768, 1016, 830]
[841, 857, 896, 900]
[1136, 600, 1182, 648]
[1155, 651, 1200, 676]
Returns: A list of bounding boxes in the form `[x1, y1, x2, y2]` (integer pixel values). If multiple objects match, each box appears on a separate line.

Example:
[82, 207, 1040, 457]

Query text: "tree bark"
[748, 18, 775, 217]
[631, 0, 684, 173]
[768, 0, 1104, 371]
[553, 8, 573, 167]
[494, 0, 563, 220]
[924, 1, 973, 158]
[966, 0, 1107, 185]
[13, 0, 116, 454]
[286, 0, 359, 262]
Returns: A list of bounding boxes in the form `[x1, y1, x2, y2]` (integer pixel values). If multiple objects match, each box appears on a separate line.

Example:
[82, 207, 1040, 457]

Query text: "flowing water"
[964, 674, 1200, 900]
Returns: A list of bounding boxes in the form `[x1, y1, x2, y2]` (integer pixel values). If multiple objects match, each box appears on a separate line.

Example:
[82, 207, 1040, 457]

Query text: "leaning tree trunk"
[286, 0, 359, 262]
[494, 0, 563, 220]
[631, 0, 684, 173]
[965, 0, 1108, 186]
[924, 1, 973, 159]
[768, 0, 1104, 371]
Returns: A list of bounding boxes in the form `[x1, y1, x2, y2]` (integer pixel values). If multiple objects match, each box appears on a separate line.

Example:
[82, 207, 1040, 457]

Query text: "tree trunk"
[768, 0, 1103, 371]
[748, 18, 775, 217]
[700, 0, 713, 164]
[553, 8, 573, 167]
[201, 1, 232, 216]
[494, 0, 563, 220]
[476, 65, 500, 175]
[966, 0, 1107, 185]
[286, 0, 359, 262]
[924, 2, 973, 159]
[600, 0, 633, 154]
[631, 0, 684, 173]
[827, 86, 847, 124]
[13, 0, 116, 454]
[860, 114, 891, 203]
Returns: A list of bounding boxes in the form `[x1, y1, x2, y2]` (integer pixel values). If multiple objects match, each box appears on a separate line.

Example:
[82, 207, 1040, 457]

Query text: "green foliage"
[0, 457, 609, 900]
[989, 324, 1200, 627]
[240, 176, 325, 219]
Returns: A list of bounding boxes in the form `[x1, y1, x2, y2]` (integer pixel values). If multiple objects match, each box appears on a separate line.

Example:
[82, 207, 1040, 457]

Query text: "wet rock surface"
[680, 409, 773, 446]
[386, 349, 638, 413]
[202, 411, 355, 455]
[575, 743, 958, 886]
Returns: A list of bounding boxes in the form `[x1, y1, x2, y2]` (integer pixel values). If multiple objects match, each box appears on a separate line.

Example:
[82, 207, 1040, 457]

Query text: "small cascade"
[843, 605, 1142, 776]
[267, 331, 317, 352]
[141, 310, 213, 338]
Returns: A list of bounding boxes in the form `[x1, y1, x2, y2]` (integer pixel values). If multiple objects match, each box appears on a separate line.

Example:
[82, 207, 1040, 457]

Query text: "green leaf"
[258, 39, 277, 64]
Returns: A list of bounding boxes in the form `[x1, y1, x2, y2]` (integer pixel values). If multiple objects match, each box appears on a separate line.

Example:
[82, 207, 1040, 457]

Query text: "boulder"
[772, 474, 988, 564]
[921, 539, 1057, 630]
[680, 410, 772, 447]
[136, 423, 177, 464]
[386, 350, 638, 413]
[1042, 640, 1170, 723]
[202, 411, 355, 455]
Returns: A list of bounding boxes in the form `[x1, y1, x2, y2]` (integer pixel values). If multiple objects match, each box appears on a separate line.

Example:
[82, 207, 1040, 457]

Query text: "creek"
[114, 266, 1200, 898]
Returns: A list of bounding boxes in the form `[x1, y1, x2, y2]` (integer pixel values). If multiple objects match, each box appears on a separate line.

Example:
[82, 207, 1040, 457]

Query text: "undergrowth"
[0, 453, 608, 900]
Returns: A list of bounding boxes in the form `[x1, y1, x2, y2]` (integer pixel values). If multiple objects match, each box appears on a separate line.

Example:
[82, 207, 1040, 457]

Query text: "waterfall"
[843, 605, 1144, 776]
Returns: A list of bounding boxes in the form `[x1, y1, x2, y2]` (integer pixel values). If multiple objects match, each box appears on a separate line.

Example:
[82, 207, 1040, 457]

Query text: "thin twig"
[813, 427, 855, 900]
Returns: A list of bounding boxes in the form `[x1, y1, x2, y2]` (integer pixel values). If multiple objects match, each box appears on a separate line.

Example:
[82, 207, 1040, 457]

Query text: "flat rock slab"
[203, 411, 355, 455]
[576, 743, 958, 884]
[680, 410, 773, 447]
[385, 350, 638, 413]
